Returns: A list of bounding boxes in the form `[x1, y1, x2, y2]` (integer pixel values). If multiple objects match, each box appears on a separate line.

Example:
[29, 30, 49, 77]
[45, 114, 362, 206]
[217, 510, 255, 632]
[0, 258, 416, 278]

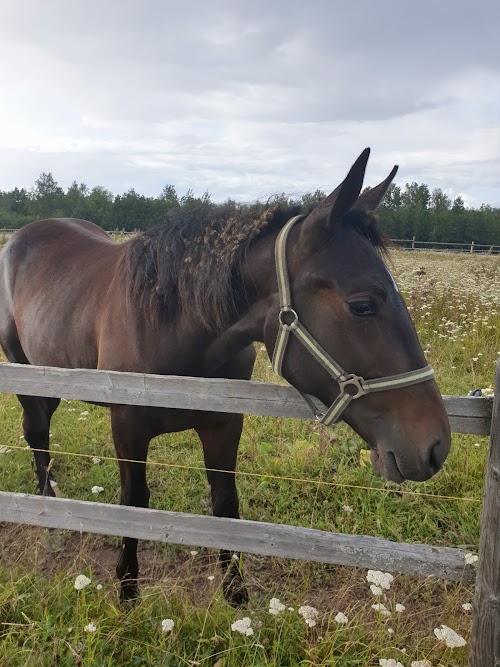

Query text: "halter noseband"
[271, 215, 435, 426]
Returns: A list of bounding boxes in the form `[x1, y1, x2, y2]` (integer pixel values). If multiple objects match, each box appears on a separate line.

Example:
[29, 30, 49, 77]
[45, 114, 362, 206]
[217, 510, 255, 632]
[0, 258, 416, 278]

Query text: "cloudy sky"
[1, 0, 499, 206]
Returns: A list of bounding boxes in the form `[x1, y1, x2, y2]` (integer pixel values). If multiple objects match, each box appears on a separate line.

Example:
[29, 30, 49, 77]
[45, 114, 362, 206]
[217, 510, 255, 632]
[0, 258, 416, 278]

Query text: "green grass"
[0, 249, 498, 666]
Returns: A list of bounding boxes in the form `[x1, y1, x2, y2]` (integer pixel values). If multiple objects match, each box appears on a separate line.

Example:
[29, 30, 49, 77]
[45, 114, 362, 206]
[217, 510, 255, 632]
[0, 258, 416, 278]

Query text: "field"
[0, 249, 499, 666]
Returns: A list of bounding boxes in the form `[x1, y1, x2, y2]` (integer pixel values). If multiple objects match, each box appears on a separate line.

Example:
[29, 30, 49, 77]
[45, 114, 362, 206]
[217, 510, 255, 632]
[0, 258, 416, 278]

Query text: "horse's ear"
[302, 148, 370, 235]
[354, 165, 399, 212]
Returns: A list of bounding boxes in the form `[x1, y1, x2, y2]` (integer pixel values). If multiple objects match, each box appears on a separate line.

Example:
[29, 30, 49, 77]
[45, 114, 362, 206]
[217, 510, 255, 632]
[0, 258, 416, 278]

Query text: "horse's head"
[264, 148, 450, 483]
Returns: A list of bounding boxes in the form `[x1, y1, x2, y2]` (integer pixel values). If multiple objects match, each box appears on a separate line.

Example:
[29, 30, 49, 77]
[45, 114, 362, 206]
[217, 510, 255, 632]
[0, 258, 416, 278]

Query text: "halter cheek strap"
[271, 215, 435, 426]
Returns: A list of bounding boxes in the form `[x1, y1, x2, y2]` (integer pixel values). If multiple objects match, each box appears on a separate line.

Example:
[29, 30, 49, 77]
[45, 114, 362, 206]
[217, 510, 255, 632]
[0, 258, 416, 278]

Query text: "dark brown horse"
[0, 149, 450, 604]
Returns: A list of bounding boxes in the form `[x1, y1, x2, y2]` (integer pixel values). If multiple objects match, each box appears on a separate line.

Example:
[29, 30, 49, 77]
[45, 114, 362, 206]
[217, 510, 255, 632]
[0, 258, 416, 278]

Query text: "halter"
[271, 215, 435, 426]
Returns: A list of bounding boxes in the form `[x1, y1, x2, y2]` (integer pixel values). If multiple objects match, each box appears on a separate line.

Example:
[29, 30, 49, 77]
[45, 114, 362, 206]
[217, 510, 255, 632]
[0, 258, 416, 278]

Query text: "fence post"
[468, 360, 500, 666]
[470, 241, 475, 253]
[412, 236, 416, 249]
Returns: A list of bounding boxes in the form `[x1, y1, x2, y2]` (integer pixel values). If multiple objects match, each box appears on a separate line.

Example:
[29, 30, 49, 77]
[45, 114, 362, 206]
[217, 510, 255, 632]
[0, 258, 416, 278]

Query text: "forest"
[1, 172, 499, 245]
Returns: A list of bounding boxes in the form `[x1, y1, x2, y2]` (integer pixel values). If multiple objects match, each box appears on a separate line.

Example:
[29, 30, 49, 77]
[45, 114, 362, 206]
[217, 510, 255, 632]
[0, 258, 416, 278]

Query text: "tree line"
[1, 172, 499, 245]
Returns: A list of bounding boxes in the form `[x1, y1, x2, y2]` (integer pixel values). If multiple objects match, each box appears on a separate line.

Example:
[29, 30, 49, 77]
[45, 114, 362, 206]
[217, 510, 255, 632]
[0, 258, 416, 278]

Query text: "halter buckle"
[278, 308, 299, 329]
[338, 374, 367, 399]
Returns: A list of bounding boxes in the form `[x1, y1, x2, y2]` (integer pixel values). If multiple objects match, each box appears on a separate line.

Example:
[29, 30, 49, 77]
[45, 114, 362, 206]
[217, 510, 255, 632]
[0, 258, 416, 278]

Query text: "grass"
[0, 249, 498, 666]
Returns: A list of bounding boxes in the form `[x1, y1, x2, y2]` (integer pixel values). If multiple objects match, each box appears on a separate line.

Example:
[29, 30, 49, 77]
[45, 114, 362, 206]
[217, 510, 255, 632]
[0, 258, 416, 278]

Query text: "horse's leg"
[111, 406, 151, 602]
[17, 395, 61, 496]
[196, 413, 248, 607]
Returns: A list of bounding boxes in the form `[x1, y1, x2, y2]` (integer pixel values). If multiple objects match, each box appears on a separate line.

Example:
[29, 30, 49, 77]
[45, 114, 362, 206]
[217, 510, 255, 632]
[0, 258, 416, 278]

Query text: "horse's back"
[0, 218, 125, 368]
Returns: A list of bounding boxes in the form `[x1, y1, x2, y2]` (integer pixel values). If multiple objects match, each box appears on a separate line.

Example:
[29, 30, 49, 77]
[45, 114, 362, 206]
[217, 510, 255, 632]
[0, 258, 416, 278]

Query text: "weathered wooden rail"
[0, 361, 498, 665]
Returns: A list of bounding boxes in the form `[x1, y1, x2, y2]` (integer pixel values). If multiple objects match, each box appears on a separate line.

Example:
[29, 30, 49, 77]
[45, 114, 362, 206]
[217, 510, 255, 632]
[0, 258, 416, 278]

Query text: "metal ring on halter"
[337, 374, 367, 399]
[278, 308, 299, 329]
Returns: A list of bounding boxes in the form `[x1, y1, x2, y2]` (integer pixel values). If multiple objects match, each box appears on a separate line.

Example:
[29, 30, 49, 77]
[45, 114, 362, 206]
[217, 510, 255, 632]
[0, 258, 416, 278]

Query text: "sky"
[1, 0, 499, 207]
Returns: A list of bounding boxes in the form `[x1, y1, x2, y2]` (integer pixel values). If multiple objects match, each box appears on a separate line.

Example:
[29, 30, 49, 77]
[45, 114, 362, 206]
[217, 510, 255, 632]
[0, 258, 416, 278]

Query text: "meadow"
[0, 248, 498, 666]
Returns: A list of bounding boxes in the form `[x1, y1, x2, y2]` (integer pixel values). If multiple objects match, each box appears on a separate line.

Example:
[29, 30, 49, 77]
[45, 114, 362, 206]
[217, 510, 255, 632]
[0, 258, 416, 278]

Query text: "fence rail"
[0, 491, 476, 582]
[0, 360, 499, 666]
[0, 363, 493, 435]
[2, 229, 500, 254]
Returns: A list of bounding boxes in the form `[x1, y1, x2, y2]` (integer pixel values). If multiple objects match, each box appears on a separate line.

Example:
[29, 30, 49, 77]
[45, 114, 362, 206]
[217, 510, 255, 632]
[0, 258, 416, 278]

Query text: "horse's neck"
[203, 232, 279, 372]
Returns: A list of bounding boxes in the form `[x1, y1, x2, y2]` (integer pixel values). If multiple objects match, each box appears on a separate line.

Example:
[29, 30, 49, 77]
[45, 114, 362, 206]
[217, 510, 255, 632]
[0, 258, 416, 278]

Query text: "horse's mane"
[123, 201, 389, 332]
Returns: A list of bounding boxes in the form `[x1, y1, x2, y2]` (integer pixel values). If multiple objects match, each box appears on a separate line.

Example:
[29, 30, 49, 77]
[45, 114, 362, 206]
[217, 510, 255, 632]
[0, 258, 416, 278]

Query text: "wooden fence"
[2, 229, 500, 255]
[0, 361, 499, 665]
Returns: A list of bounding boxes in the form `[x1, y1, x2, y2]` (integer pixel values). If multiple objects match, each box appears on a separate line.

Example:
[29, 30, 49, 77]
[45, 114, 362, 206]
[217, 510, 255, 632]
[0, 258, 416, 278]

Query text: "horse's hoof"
[223, 579, 249, 608]
[120, 582, 139, 605]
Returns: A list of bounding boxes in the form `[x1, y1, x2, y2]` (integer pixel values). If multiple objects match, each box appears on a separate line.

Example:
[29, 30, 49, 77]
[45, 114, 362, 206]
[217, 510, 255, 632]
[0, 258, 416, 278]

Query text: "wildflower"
[84, 622, 97, 633]
[371, 602, 391, 616]
[91, 486, 104, 494]
[370, 584, 384, 596]
[287, 607, 294, 611]
[334, 612, 348, 625]
[80, 411, 89, 416]
[207, 575, 215, 581]
[0, 447, 11, 454]
[190, 550, 198, 556]
[379, 660, 404, 667]
[464, 552, 478, 565]
[367, 570, 394, 590]
[411, 662, 432, 667]
[161, 618, 174, 633]
[298, 605, 319, 627]
[269, 598, 286, 616]
[462, 602, 472, 611]
[74, 574, 91, 590]
[387, 627, 394, 634]
[343, 505, 353, 513]
[434, 624, 466, 647]
[395, 603, 406, 613]
[231, 617, 253, 636]
[231, 553, 239, 561]
[96, 584, 103, 591]
[92, 457, 101, 464]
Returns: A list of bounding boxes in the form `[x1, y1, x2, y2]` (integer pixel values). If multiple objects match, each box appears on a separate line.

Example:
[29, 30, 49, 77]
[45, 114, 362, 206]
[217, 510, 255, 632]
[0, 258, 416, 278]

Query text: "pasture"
[0, 249, 498, 666]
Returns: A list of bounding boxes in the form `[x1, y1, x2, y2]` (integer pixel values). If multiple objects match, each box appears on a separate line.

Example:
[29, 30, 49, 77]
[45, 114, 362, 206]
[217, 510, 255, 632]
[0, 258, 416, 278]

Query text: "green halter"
[271, 215, 435, 426]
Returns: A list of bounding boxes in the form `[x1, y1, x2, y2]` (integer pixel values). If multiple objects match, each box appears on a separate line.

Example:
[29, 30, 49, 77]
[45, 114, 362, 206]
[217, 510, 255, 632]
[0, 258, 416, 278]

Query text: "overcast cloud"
[1, 0, 499, 206]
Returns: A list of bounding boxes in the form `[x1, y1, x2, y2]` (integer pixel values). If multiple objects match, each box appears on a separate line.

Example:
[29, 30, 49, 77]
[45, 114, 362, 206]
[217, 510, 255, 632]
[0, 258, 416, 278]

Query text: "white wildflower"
[269, 598, 286, 616]
[379, 660, 404, 667]
[231, 553, 239, 561]
[334, 611, 348, 625]
[395, 603, 406, 613]
[91, 486, 104, 494]
[84, 622, 97, 633]
[231, 617, 253, 636]
[411, 662, 432, 667]
[207, 575, 215, 581]
[434, 624, 466, 647]
[367, 570, 394, 590]
[74, 574, 91, 590]
[462, 602, 472, 611]
[343, 505, 353, 513]
[371, 602, 391, 616]
[190, 550, 198, 556]
[287, 607, 294, 611]
[96, 584, 103, 591]
[80, 411, 89, 416]
[161, 618, 174, 633]
[464, 552, 478, 565]
[370, 584, 384, 596]
[387, 627, 394, 635]
[298, 605, 319, 627]
[92, 457, 101, 464]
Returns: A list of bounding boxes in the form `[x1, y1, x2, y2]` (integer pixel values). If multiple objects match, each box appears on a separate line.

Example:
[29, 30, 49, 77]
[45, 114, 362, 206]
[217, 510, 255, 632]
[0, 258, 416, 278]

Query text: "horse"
[0, 148, 451, 604]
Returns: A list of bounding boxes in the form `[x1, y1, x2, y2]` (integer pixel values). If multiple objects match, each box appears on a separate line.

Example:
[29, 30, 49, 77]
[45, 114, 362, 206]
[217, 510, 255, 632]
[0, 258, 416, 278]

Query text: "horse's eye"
[348, 300, 376, 316]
